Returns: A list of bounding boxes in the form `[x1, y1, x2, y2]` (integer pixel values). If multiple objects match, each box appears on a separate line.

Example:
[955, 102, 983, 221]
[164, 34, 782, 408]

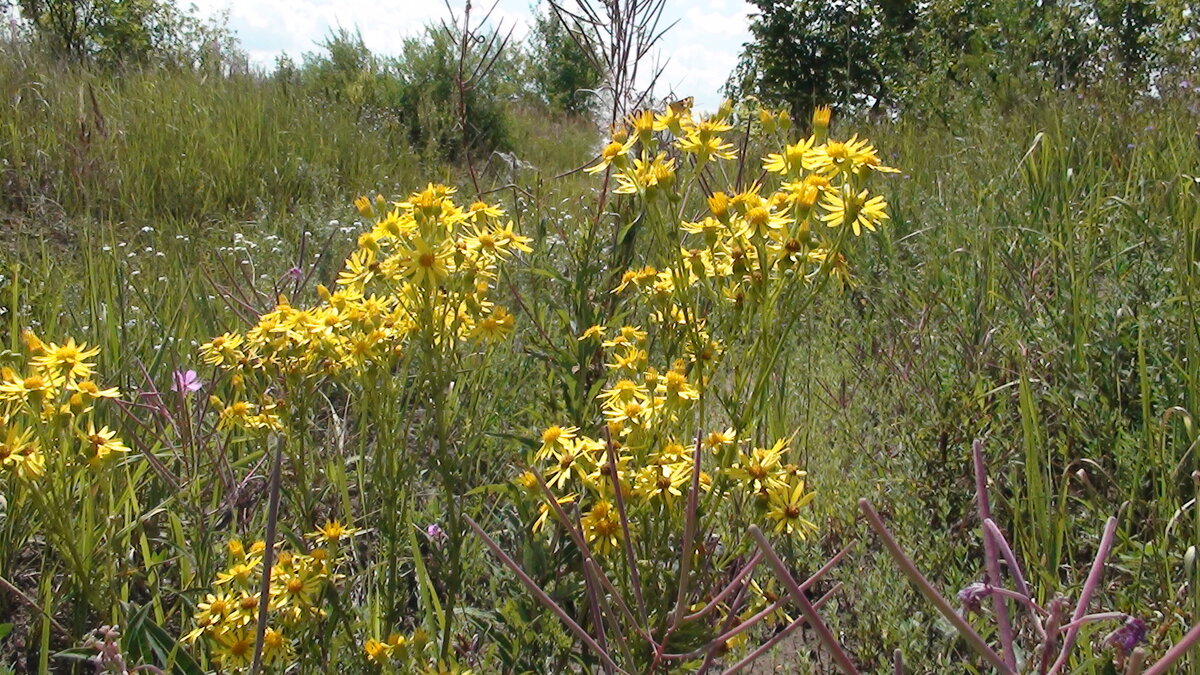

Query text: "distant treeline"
[729, 0, 1200, 118]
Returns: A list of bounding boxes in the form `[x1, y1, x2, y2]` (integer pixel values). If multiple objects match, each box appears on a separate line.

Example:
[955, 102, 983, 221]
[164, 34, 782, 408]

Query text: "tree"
[727, 0, 887, 117]
[528, 3, 604, 115]
[15, 0, 239, 67]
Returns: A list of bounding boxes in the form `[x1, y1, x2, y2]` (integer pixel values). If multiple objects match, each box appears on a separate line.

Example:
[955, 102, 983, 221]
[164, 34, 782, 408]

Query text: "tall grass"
[0, 40, 596, 229]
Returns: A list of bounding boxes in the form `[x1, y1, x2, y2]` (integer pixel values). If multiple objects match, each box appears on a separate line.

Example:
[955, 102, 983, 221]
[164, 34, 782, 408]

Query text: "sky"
[185, 0, 755, 111]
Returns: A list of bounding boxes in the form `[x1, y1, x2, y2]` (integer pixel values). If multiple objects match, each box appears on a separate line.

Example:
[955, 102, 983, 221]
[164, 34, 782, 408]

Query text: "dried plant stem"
[974, 441, 1017, 670]
[0, 575, 70, 638]
[720, 585, 842, 675]
[748, 525, 859, 674]
[585, 559, 635, 667]
[581, 558, 615, 675]
[603, 431, 648, 627]
[1144, 623, 1200, 675]
[1058, 612, 1126, 632]
[683, 551, 763, 622]
[983, 518, 1042, 637]
[1049, 516, 1117, 674]
[858, 499, 1013, 674]
[465, 515, 624, 674]
[669, 433, 706, 631]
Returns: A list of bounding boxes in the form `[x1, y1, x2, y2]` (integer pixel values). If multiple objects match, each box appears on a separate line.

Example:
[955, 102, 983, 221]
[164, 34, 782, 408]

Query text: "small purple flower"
[425, 523, 447, 544]
[286, 266, 303, 282]
[171, 369, 202, 394]
[1106, 616, 1147, 652]
[1180, 79, 1192, 90]
[958, 582, 989, 615]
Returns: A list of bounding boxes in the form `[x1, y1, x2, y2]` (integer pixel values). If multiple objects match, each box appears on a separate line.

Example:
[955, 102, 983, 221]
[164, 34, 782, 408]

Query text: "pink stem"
[859, 499, 1013, 674]
[465, 515, 624, 673]
[749, 525, 860, 674]
[974, 441, 1017, 670]
[1144, 622, 1200, 675]
[719, 585, 841, 674]
[1049, 516, 1118, 674]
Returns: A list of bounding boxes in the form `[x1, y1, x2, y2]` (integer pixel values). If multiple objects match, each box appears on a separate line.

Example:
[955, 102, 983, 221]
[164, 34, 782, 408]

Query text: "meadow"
[2, 10, 1200, 674]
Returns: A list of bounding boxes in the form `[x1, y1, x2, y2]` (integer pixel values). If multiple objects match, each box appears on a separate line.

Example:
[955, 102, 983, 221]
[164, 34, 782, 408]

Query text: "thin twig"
[0, 575, 71, 638]
[720, 585, 841, 675]
[1143, 622, 1200, 675]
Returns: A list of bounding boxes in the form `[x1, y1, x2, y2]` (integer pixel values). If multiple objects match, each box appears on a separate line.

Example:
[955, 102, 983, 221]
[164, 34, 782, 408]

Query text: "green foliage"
[295, 23, 518, 161]
[730, 0, 1200, 117]
[728, 0, 891, 114]
[14, 0, 240, 68]
[527, 3, 603, 115]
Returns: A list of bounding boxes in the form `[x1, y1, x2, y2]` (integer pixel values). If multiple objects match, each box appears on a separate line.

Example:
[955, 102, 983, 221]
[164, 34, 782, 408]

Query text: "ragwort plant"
[469, 100, 898, 671]
[0, 330, 132, 617]
[196, 184, 528, 671]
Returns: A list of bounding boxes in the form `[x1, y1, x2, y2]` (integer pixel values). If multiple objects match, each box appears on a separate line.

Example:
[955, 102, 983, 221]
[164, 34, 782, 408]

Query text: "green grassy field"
[2, 40, 1200, 674]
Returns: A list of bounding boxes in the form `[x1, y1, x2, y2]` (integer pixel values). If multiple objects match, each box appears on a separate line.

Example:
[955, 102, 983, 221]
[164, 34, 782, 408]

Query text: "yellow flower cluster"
[0, 330, 125, 476]
[591, 102, 897, 304]
[362, 629, 474, 673]
[198, 184, 526, 387]
[187, 522, 355, 671]
[524, 324, 816, 556]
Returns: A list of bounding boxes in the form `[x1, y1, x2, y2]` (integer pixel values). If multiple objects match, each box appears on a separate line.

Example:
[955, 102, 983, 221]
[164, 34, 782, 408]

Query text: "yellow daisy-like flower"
[32, 338, 100, 381]
[740, 204, 793, 240]
[465, 199, 505, 222]
[639, 462, 689, 506]
[307, 519, 360, 543]
[337, 248, 378, 289]
[212, 626, 255, 669]
[537, 424, 578, 460]
[703, 428, 736, 451]
[614, 153, 677, 196]
[580, 500, 623, 556]
[194, 591, 236, 630]
[803, 134, 877, 176]
[765, 478, 817, 538]
[68, 379, 121, 400]
[728, 440, 787, 494]
[0, 372, 59, 407]
[470, 306, 515, 343]
[199, 332, 245, 367]
[578, 325, 605, 342]
[676, 130, 736, 164]
[585, 138, 635, 174]
[602, 325, 647, 348]
[0, 426, 43, 480]
[762, 137, 815, 177]
[364, 638, 392, 663]
[81, 423, 130, 467]
[396, 236, 452, 288]
[261, 627, 290, 666]
[465, 223, 530, 259]
[820, 186, 890, 236]
[544, 439, 592, 491]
